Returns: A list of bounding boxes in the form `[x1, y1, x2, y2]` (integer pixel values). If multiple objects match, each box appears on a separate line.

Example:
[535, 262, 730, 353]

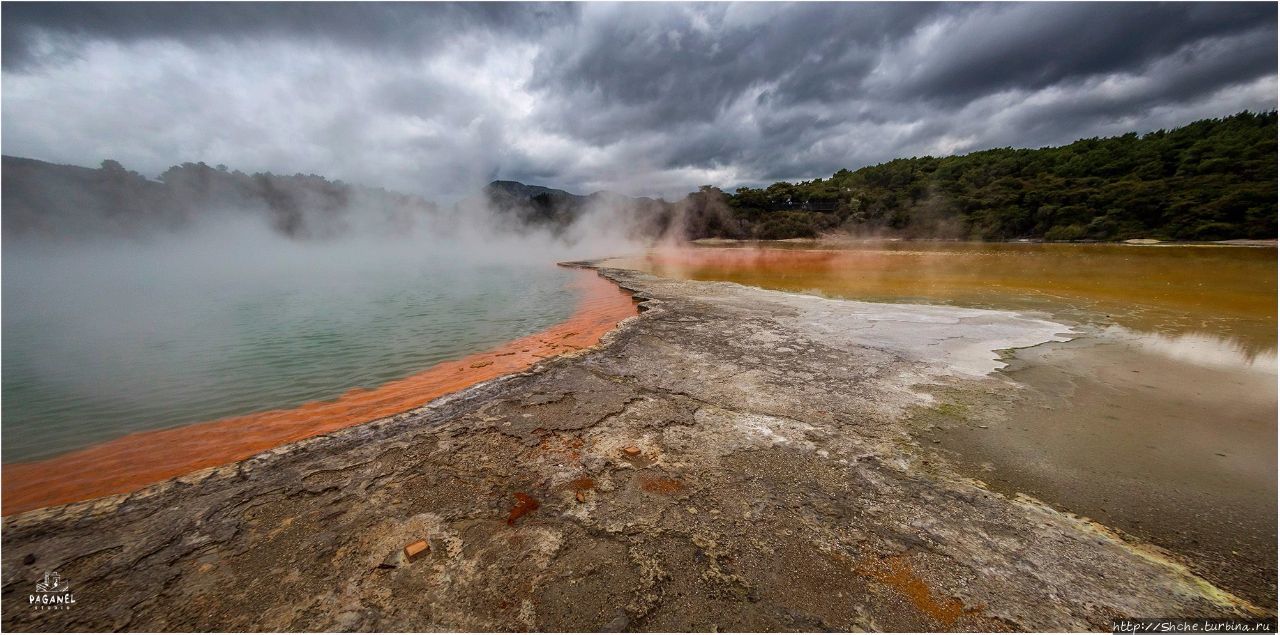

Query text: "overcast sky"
[3, 2, 1276, 201]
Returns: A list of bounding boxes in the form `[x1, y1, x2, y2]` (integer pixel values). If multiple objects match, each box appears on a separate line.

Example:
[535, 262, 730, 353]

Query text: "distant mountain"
[11, 112, 1262, 245]
[1, 156, 440, 241]
[0, 154, 756, 246]
[482, 180, 590, 229]
[485, 180, 582, 201]
[0, 156, 694, 244]
[480, 179, 677, 239]
[2, 156, 170, 237]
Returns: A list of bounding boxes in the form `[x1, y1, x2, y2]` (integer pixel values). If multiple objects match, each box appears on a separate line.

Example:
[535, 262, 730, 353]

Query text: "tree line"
[2, 156, 440, 240]
[4, 111, 1274, 244]
[705, 111, 1276, 241]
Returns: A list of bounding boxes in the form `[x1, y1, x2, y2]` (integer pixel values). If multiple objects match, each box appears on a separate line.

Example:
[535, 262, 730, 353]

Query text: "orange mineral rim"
[1, 267, 637, 516]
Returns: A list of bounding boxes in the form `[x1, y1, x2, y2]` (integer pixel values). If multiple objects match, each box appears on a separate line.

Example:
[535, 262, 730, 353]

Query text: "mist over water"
[2, 208, 642, 463]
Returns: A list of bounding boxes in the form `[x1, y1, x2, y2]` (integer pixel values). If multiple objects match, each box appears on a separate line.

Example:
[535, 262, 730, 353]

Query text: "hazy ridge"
[4, 112, 1275, 244]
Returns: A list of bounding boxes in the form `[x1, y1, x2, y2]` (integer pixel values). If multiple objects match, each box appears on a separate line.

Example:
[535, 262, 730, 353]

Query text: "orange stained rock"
[567, 477, 595, 491]
[857, 554, 978, 627]
[506, 492, 540, 526]
[2, 268, 637, 516]
[639, 475, 684, 494]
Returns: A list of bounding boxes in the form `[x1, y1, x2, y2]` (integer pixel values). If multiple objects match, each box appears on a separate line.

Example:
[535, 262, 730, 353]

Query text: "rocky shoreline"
[1, 263, 1268, 631]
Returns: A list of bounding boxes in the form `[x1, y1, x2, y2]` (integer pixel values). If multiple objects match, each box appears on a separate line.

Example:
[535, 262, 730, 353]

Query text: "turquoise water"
[2, 231, 578, 462]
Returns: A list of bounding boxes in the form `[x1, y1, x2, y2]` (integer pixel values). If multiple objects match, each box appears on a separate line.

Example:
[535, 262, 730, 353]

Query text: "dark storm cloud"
[888, 2, 1276, 103]
[2, 2, 1275, 200]
[1, 2, 574, 69]
[528, 3, 950, 140]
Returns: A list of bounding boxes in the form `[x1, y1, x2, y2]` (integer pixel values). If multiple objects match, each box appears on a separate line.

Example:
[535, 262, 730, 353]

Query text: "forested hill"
[4, 112, 1274, 244]
[718, 111, 1277, 241]
[1, 156, 441, 240]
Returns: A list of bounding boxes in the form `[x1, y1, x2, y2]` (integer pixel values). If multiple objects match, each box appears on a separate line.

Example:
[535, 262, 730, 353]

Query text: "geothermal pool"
[614, 240, 1278, 605]
[3, 253, 579, 463]
[1, 230, 638, 513]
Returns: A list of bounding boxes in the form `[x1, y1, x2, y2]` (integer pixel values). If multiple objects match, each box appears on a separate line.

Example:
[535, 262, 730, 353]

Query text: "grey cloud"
[528, 3, 948, 139]
[2, 2, 574, 69]
[877, 3, 1276, 106]
[1, 2, 1275, 201]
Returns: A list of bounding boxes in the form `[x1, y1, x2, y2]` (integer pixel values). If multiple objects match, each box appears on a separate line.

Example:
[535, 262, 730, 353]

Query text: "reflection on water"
[1110, 326, 1278, 373]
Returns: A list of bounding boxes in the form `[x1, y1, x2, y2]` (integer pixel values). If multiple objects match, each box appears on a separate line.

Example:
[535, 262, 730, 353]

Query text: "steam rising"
[0, 153, 690, 461]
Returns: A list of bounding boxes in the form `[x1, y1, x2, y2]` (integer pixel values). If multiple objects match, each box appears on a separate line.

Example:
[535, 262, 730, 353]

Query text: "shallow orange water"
[615, 242, 1278, 354]
[2, 268, 636, 515]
